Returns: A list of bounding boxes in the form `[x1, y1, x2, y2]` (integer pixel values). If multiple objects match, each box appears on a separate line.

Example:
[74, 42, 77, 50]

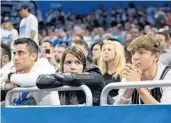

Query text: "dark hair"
[60, 46, 87, 72]
[91, 41, 104, 51]
[157, 30, 171, 42]
[70, 40, 89, 51]
[14, 38, 39, 58]
[1, 42, 11, 61]
[43, 40, 54, 47]
[18, 4, 30, 12]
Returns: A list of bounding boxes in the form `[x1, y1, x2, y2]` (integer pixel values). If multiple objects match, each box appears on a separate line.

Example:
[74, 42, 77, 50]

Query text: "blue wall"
[2, 105, 171, 123]
[35, 1, 171, 15]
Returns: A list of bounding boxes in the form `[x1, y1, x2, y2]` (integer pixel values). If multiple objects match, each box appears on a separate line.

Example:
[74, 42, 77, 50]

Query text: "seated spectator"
[118, 35, 171, 104]
[0, 43, 14, 105]
[53, 28, 71, 47]
[99, 39, 126, 99]
[54, 44, 66, 67]
[40, 40, 59, 68]
[36, 46, 113, 105]
[156, 30, 171, 66]
[70, 40, 93, 63]
[130, 27, 141, 39]
[123, 39, 133, 63]
[1, 38, 60, 106]
[91, 41, 103, 66]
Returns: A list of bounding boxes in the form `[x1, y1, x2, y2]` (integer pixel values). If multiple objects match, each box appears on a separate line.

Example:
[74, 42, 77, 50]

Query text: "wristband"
[120, 95, 131, 102]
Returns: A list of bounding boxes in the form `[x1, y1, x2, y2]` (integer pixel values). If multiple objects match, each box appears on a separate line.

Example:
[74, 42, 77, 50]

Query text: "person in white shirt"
[0, 18, 18, 49]
[1, 38, 60, 106]
[118, 35, 171, 104]
[156, 29, 171, 66]
[17, 4, 39, 45]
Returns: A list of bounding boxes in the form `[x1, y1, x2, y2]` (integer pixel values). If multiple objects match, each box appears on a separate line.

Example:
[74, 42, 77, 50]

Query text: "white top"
[10, 58, 60, 106]
[19, 13, 38, 45]
[119, 63, 171, 104]
[0, 28, 18, 49]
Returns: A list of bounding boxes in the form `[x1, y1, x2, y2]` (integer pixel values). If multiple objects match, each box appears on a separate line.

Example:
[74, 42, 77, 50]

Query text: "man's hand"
[4, 83, 16, 90]
[122, 63, 142, 82]
[0, 73, 9, 83]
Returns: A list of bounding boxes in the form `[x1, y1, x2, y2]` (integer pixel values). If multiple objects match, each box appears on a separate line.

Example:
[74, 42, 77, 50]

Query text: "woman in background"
[99, 39, 126, 99]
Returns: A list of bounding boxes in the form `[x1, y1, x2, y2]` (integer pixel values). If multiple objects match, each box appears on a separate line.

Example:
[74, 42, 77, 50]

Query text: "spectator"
[53, 28, 71, 47]
[40, 40, 59, 68]
[91, 41, 103, 66]
[0, 17, 18, 49]
[17, 4, 39, 45]
[1, 38, 60, 106]
[156, 29, 171, 66]
[0, 43, 14, 104]
[130, 27, 141, 39]
[144, 25, 152, 34]
[119, 35, 171, 104]
[36, 46, 113, 105]
[124, 32, 132, 41]
[154, 8, 168, 28]
[54, 44, 66, 67]
[99, 39, 126, 99]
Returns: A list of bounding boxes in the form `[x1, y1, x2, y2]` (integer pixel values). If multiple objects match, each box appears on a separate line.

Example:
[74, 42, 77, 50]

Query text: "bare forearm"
[137, 88, 158, 104]
[118, 89, 134, 104]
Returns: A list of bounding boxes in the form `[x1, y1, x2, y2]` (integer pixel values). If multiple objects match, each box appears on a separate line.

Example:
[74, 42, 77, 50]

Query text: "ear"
[153, 52, 160, 62]
[31, 53, 38, 61]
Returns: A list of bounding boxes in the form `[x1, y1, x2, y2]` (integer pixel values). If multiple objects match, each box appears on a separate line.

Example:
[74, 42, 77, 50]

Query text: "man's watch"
[8, 72, 15, 82]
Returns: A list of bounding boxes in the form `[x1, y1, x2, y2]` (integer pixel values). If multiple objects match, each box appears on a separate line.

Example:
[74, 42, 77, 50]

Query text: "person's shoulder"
[32, 58, 55, 73]
[29, 14, 38, 21]
[12, 29, 18, 33]
[85, 62, 101, 74]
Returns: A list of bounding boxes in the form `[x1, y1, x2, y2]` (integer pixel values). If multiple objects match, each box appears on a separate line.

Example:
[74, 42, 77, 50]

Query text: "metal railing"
[100, 80, 171, 105]
[5, 85, 93, 107]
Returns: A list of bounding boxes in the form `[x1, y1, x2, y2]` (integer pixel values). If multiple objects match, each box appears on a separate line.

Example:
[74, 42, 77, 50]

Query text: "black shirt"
[103, 72, 121, 97]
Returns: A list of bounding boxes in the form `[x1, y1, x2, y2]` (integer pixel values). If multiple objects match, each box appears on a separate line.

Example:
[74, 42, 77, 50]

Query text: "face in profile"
[92, 44, 102, 60]
[55, 46, 65, 62]
[102, 44, 115, 62]
[13, 44, 36, 72]
[63, 53, 84, 74]
[131, 48, 159, 72]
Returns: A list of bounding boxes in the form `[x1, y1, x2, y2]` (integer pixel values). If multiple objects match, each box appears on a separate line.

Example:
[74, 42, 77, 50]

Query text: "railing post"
[100, 80, 171, 105]
[5, 85, 93, 107]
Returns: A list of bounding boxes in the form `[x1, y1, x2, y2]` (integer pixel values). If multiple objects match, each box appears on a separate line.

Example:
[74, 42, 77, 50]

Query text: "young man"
[119, 35, 171, 104]
[1, 38, 60, 106]
[18, 4, 38, 45]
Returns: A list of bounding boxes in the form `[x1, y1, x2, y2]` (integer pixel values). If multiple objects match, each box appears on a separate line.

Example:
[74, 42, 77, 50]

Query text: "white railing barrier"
[5, 85, 93, 107]
[100, 80, 171, 105]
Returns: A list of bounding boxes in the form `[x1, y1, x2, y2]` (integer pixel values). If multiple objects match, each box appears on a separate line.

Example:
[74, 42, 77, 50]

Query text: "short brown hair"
[128, 35, 161, 53]
[60, 46, 87, 72]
